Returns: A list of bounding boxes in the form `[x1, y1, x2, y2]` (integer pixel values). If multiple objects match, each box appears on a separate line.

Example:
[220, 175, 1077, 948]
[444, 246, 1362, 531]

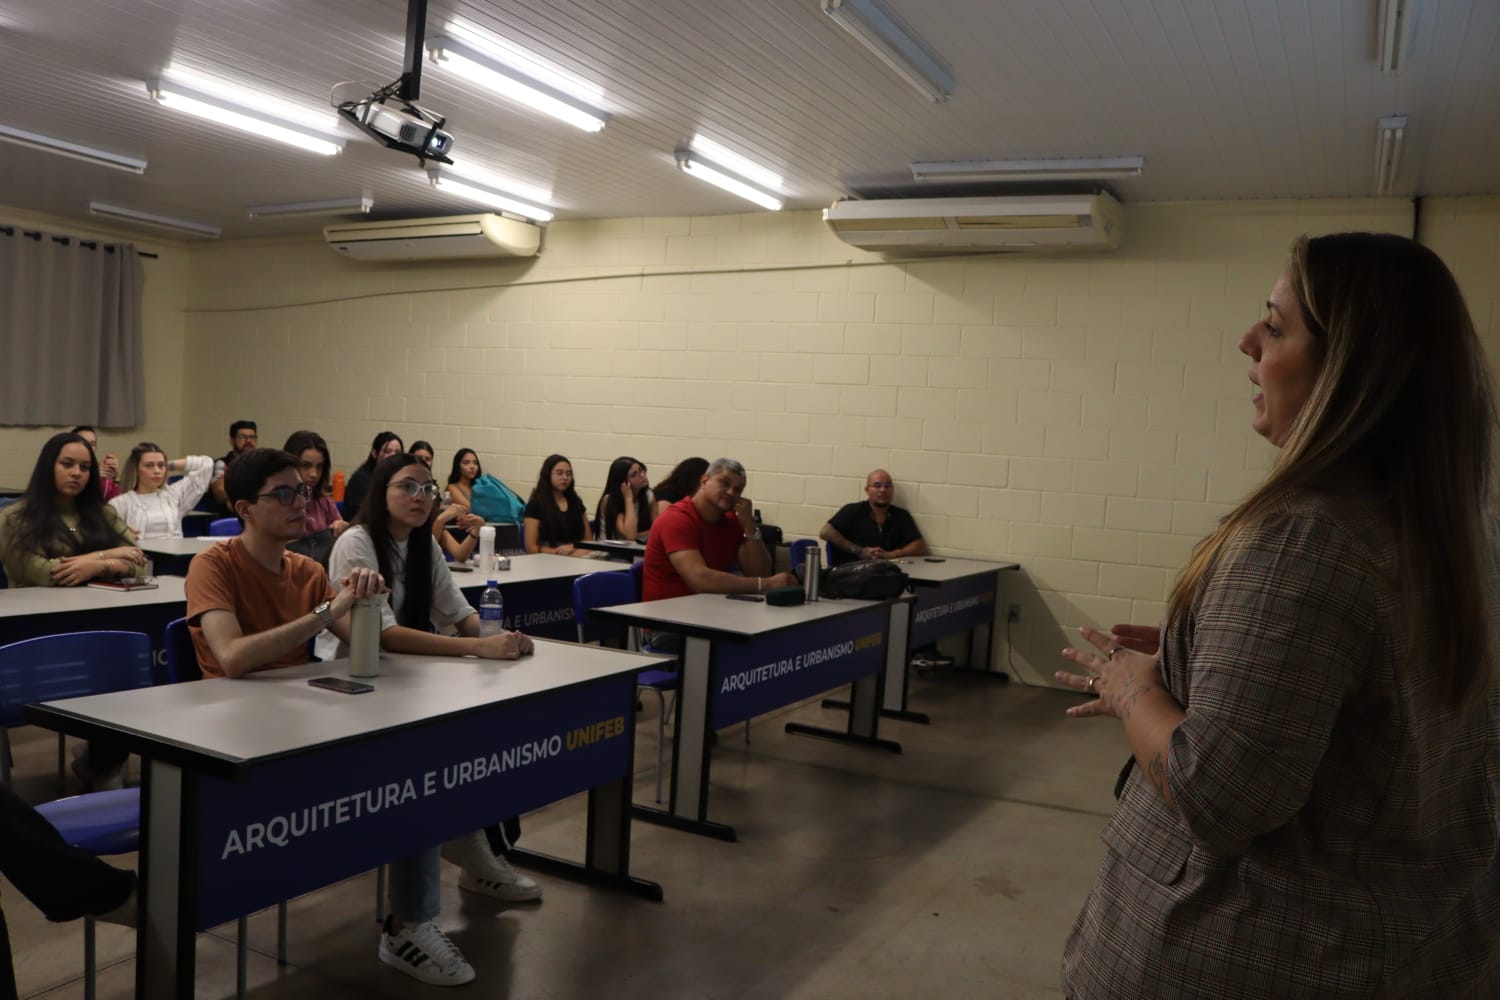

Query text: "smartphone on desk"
[308, 676, 374, 695]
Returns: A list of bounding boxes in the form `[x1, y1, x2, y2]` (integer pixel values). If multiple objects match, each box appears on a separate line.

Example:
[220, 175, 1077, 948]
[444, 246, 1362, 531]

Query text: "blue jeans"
[388, 848, 440, 923]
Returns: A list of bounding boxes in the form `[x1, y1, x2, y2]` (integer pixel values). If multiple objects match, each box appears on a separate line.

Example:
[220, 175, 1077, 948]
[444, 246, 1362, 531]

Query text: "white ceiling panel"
[0, 0, 1495, 239]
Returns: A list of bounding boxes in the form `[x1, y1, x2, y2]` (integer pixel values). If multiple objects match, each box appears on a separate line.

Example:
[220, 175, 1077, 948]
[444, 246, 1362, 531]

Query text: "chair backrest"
[629, 560, 645, 600]
[209, 517, 242, 537]
[164, 617, 203, 683]
[572, 571, 636, 645]
[0, 632, 155, 727]
[790, 538, 819, 576]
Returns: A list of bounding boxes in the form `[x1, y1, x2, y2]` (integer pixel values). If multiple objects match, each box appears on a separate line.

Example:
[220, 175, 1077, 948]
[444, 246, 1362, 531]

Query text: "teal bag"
[469, 474, 526, 525]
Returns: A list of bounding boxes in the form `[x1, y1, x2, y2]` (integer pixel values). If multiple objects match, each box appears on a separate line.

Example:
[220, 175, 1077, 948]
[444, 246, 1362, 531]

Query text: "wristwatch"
[745, 528, 763, 542]
[313, 601, 335, 628]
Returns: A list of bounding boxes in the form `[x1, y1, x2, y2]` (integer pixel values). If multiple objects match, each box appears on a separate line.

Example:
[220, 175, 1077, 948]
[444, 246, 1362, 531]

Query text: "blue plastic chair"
[35, 787, 140, 1000]
[209, 517, 242, 537]
[573, 571, 678, 803]
[790, 538, 820, 577]
[0, 632, 154, 789]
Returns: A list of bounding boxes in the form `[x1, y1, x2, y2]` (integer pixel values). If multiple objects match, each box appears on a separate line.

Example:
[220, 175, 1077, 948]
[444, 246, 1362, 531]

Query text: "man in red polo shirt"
[643, 457, 797, 601]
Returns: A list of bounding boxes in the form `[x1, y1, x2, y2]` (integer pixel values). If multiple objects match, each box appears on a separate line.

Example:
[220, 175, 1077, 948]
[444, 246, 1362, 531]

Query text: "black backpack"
[818, 559, 909, 599]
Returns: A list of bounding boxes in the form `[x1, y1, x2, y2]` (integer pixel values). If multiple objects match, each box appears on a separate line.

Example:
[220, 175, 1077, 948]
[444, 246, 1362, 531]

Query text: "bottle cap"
[486, 579, 498, 587]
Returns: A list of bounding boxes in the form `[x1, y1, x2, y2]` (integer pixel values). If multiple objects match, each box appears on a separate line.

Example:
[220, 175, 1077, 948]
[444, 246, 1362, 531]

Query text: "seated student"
[322, 453, 541, 904]
[0, 432, 147, 588]
[642, 457, 796, 602]
[595, 456, 653, 542]
[523, 454, 595, 557]
[409, 440, 435, 470]
[109, 443, 213, 540]
[283, 430, 348, 538]
[0, 432, 147, 789]
[343, 431, 403, 522]
[208, 420, 259, 513]
[651, 457, 708, 520]
[186, 448, 479, 986]
[445, 448, 480, 510]
[0, 783, 136, 996]
[820, 469, 928, 565]
[70, 426, 120, 501]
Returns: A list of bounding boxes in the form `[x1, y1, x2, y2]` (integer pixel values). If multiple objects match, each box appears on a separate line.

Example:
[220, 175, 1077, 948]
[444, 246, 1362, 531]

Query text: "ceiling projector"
[339, 93, 454, 164]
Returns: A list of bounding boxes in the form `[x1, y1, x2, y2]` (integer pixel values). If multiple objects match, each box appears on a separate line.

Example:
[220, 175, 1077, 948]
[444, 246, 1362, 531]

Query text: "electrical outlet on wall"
[1007, 603, 1021, 622]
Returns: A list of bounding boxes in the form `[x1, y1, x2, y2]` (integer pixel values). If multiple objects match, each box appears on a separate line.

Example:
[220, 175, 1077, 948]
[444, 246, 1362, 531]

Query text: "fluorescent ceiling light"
[911, 156, 1145, 182]
[88, 201, 221, 239]
[440, 159, 554, 205]
[689, 136, 783, 193]
[0, 122, 146, 174]
[247, 196, 373, 219]
[1376, 0, 1414, 73]
[428, 170, 555, 222]
[675, 152, 783, 211]
[148, 79, 345, 156]
[1374, 115, 1407, 195]
[821, 0, 954, 102]
[429, 35, 609, 132]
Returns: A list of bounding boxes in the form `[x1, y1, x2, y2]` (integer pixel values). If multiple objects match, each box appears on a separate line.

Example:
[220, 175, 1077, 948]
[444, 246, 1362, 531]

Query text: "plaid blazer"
[1063, 490, 1500, 998]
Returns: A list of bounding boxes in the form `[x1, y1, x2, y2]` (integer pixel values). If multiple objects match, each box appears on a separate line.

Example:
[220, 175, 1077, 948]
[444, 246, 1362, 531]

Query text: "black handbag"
[819, 559, 909, 599]
[287, 527, 335, 568]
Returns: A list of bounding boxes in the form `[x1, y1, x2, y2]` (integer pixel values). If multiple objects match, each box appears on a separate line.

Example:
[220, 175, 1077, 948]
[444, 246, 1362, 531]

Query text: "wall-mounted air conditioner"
[823, 193, 1124, 252]
[323, 213, 540, 261]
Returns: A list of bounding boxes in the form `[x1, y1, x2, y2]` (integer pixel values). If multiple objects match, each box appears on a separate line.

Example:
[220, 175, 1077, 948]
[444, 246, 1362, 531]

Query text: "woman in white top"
[108, 443, 213, 540]
[320, 452, 532, 661]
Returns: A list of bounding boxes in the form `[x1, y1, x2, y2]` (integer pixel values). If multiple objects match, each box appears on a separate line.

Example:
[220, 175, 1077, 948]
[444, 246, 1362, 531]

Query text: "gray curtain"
[0, 226, 146, 427]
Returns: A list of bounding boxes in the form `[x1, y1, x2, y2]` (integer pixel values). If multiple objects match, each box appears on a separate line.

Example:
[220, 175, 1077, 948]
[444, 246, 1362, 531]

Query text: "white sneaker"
[442, 830, 543, 901]
[378, 920, 475, 986]
[458, 858, 542, 903]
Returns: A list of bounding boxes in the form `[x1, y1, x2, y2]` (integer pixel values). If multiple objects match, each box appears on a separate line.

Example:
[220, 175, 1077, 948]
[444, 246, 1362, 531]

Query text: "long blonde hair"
[1169, 233, 1497, 708]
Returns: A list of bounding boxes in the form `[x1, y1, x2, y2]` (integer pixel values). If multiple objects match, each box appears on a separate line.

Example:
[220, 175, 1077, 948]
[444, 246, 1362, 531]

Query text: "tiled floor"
[3, 668, 1128, 999]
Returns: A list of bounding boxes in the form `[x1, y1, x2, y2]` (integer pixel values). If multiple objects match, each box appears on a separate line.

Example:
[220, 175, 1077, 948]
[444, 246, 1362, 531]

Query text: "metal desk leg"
[139, 759, 197, 1000]
[787, 602, 904, 754]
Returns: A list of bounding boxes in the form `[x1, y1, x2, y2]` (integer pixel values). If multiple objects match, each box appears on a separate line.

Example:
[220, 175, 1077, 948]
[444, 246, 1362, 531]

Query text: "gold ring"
[1086, 676, 1098, 693]
[1107, 646, 1125, 658]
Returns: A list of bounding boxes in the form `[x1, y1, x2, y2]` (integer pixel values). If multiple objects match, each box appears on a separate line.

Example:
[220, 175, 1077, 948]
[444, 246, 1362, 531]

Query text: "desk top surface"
[140, 537, 221, 557]
[890, 556, 1020, 583]
[575, 539, 646, 556]
[594, 592, 896, 638]
[29, 643, 663, 767]
[0, 575, 188, 617]
[454, 552, 613, 589]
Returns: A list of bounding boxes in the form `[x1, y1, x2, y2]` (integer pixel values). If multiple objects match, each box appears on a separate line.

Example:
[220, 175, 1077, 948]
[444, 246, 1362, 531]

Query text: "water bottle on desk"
[479, 581, 504, 638]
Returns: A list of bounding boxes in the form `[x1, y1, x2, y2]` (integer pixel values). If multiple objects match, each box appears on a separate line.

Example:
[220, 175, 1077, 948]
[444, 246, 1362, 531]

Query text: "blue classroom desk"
[25, 644, 667, 999]
[455, 552, 613, 640]
[0, 576, 187, 681]
[594, 593, 911, 841]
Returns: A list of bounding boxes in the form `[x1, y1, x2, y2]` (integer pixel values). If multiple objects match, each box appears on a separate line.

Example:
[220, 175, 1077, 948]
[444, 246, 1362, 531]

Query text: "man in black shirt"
[208, 420, 258, 513]
[820, 469, 928, 566]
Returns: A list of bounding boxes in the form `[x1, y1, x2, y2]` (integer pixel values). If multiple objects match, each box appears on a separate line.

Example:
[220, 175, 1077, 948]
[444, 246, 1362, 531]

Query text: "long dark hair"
[359, 431, 403, 474]
[596, 456, 651, 540]
[1170, 233, 1497, 709]
[354, 454, 435, 630]
[283, 430, 333, 496]
[447, 448, 480, 486]
[120, 441, 166, 493]
[13, 432, 129, 557]
[529, 453, 584, 544]
[655, 457, 708, 502]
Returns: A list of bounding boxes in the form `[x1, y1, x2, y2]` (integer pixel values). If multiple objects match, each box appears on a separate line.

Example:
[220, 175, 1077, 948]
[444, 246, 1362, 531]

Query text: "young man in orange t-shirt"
[185, 448, 482, 987]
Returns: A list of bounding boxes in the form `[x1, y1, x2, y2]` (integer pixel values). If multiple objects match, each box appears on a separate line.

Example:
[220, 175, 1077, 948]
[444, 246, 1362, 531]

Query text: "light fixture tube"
[0, 122, 146, 174]
[821, 0, 954, 102]
[911, 156, 1145, 182]
[428, 171, 555, 222]
[88, 201, 221, 239]
[428, 37, 609, 132]
[1374, 115, 1407, 195]
[1376, 0, 1414, 73]
[147, 80, 345, 156]
[675, 153, 784, 211]
[247, 196, 374, 219]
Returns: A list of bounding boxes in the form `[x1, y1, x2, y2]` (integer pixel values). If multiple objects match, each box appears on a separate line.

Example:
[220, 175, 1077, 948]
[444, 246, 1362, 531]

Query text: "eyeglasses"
[390, 480, 441, 501]
[256, 483, 313, 506]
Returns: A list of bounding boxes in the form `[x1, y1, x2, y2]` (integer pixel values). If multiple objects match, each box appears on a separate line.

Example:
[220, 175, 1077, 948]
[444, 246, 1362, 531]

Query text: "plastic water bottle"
[479, 581, 504, 637]
[441, 489, 452, 510]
